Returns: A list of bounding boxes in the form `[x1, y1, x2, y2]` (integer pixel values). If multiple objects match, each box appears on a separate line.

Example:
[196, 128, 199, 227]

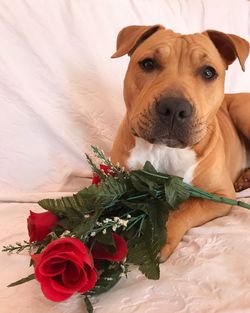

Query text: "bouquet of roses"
[3, 147, 250, 313]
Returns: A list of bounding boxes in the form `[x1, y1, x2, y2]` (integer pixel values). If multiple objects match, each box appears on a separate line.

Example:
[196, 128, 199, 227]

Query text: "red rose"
[34, 238, 97, 302]
[91, 233, 127, 262]
[27, 211, 58, 242]
[92, 164, 114, 185]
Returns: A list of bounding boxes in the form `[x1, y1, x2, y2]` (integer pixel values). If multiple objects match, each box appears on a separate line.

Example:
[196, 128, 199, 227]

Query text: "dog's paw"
[159, 212, 188, 262]
[159, 243, 175, 263]
[234, 168, 250, 192]
[159, 234, 181, 263]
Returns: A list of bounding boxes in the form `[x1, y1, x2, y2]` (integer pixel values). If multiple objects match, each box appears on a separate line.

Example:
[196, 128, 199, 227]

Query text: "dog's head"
[112, 25, 249, 148]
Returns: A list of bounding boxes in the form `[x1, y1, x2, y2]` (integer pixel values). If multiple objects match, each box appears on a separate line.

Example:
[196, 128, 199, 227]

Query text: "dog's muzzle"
[135, 96, 195, 148]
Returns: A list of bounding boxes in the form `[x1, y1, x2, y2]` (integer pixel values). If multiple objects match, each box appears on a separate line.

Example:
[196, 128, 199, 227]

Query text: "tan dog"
[110, 25, 250, 262]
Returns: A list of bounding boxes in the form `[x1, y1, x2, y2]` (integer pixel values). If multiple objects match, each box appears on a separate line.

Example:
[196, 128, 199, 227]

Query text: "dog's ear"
[204, 30, 249, 71]
[111, 24, 165, 58]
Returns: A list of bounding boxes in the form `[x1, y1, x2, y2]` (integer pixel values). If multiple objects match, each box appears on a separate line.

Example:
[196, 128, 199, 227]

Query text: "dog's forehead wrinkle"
[154, 45, 171, 62]
[175, 38, 212, 66]
[137, 36, 214, 70]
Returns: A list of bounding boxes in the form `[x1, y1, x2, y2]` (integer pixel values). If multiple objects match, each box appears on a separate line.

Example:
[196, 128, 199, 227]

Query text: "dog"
[110, 25, 250, 262]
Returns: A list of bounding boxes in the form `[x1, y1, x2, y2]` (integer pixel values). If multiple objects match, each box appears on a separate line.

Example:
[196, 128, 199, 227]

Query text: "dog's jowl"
[111, 25, 250, 261]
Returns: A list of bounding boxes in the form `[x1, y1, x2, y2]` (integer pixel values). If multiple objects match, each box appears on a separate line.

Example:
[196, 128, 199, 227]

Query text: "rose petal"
[38, 251, 85, 277]
[78, 265, 97, 293]
[39, 257, 66, 277]
[50, 275, 79, 294]
[42, 238, 89, 260]
[61, 262, 85, 289]
[40, 278, 73, 302]
[91, 233, 127, 262]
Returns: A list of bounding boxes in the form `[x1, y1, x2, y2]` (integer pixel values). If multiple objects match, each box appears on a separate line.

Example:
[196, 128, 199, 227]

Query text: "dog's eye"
[201, 66, 217, 80]
[139, 58, 155, 71]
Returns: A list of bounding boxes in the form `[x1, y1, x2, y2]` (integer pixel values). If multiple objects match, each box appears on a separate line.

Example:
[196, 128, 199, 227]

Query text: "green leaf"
[121, 201, 150, 212]
[38, 194, 87, 218]
[129, 175, 151, 193]
[122, 199, 169, 248]
[130, 161, 158, 192]
[39, 179, 123, 220]
[146, 199, 169, 248]
[84, 296, 93, 313]
[142, 161, 158, 174]
[130, 171, 158, 193]
[100, 176, 128, 200]
[133, 164, 170, 185]
[7, 273, 35, 287]
[87, 263, 123, 296]
[73, 206, 104, 238]
[76, 184, 108, 209]
[77, 176, 128, 207]
[164, 177, 190, 209]
[55, 218, 73, 231]
[127, 220, 161, 280]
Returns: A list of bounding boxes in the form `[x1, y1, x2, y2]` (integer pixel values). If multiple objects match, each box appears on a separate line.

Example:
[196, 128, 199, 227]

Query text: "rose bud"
[91, 233, 127, 262]
[27, 211, 58, 242]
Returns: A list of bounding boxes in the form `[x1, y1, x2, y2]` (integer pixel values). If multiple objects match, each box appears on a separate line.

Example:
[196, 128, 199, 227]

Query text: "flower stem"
[183, 183, 250, 209]
[141, 170, 250, 210]
[126, 215, 146, 231]
[2, 241, 32, 253]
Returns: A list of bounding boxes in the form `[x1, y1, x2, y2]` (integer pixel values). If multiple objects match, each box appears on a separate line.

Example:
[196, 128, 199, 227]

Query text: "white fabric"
[1, 199, 250, 313]
[0, 1, 250, 313]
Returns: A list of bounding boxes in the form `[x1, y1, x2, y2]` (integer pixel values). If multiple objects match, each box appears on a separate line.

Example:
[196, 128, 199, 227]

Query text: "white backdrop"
[0, 0, 249, 200]
[0, 2, 250, 313]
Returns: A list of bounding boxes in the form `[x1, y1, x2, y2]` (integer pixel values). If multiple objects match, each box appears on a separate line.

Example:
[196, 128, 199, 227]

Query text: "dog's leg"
[160, 189, 234, 262]
[227, 93, 250, 140]
[234, 168, 250, 191]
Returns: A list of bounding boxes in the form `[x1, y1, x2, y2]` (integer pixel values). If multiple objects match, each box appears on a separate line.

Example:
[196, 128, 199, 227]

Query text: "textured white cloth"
[1, 200, 250, 313]
[0, 1, 250, 313]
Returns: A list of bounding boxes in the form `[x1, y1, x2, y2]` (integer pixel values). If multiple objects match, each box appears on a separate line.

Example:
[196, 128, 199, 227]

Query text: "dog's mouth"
[131, 127, 188, 148]
[131, 125, 205, 148]
[148, 137, 186, 148]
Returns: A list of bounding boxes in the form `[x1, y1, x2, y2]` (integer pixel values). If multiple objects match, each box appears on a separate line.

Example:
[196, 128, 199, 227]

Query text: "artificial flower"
[27, 211, 58, 242]
[91, 233, 127, 262]
[33, 238, 97, 302]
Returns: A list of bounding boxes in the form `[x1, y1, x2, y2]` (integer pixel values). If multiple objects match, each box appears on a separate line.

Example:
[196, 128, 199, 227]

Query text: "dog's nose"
[156, 97, 193, 123]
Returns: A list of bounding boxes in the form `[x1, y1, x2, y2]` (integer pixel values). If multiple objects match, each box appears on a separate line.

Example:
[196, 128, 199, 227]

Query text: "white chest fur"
[127, 138, 197, 184]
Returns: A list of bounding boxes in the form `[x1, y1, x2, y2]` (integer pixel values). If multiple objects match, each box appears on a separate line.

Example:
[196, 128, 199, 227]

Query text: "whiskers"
[189, 112, 211, 143]
[135, 106, 155, 137]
